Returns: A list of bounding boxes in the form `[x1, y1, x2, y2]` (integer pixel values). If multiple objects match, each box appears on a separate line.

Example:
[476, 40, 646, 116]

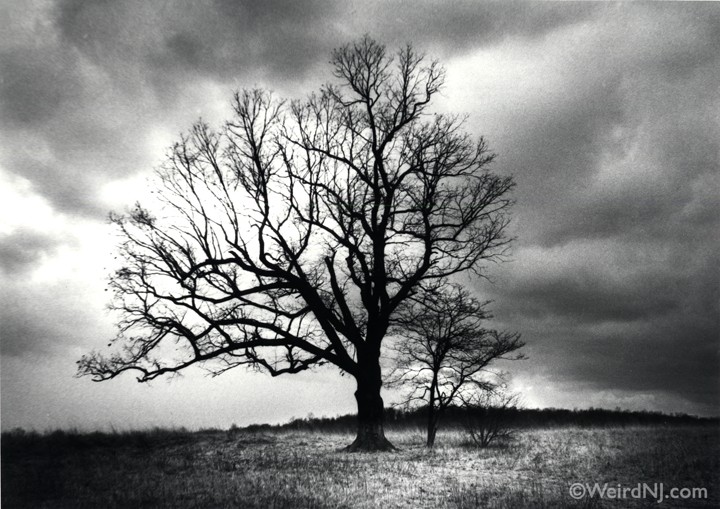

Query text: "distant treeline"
[242, 406, 719, 433]
[3, 407, 716, 442]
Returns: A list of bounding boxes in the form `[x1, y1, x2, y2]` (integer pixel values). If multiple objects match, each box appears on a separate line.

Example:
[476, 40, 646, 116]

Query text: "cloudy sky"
[1, 0, 718, 431]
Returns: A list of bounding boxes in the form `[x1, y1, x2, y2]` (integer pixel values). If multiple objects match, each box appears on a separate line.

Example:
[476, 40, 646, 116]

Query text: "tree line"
[245, 407, 718, 435]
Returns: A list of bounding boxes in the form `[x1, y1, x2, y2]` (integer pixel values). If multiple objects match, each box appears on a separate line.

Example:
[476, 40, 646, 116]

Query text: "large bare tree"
[78, 37, 516, 451]
[388, 283, 524, 447]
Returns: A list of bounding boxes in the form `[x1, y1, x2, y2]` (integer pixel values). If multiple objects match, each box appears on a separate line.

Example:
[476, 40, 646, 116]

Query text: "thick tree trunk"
[344, 356, 396, 452]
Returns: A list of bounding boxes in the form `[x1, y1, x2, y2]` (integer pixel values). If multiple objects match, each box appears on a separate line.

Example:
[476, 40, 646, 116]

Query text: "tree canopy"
[78, 36, 516, 450]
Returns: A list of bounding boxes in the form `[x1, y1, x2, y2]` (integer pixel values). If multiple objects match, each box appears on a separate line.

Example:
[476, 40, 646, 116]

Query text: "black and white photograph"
[1, 1, 718, 507]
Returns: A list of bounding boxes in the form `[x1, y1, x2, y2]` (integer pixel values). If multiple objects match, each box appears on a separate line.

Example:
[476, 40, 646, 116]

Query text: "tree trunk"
[426, 372, 439, 447]
[344, 355, 396, 452]
[426, 404, 438, 448]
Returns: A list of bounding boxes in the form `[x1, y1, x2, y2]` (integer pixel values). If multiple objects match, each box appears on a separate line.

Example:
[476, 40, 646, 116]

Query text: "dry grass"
[2, 425, 718, 508]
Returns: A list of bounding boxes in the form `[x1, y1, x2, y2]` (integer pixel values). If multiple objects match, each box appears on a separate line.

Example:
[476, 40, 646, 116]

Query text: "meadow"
[2, 424, 718, 508]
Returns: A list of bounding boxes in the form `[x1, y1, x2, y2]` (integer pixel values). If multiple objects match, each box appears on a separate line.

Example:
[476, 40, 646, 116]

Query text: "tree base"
[340, 430, 399, 452]
[347, 375, 396, 451]
[341, 434, 398, 452]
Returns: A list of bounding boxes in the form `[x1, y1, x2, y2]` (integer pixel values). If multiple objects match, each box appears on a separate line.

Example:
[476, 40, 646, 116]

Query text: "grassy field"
[2, 425, 718, 508]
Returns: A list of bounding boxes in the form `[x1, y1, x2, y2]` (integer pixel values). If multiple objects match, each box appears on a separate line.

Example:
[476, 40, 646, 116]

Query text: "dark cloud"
[53, 0, 341, 91]
[519, 313, 719, 414]
[482, 226, 719, 413]
[507, 21, 719, 249]
[0, 48, 82, 125]
[0, 230, 64, 274]
[503, 268, 678, 323]
[0, 303, 58, 357]
[163, 33, 207, 70]
[0, 277, 111, 357]
[483, 232, 719, 416]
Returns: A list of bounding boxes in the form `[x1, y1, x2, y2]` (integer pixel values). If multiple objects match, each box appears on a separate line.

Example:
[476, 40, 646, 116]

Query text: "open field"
[2, 425, 718, 508]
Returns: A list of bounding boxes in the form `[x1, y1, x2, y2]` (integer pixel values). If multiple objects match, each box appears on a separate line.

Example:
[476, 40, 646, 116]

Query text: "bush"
[463, 390, 519, 448]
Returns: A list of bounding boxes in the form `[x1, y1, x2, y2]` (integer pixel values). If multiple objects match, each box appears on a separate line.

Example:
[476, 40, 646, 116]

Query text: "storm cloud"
[452, 4, 720, 415]
[1, 0, 717, 430]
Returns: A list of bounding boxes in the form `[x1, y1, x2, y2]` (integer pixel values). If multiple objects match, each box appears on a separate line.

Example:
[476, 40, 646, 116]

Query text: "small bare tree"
[463, 386, 520, 448]
[388, 283, 523, 447]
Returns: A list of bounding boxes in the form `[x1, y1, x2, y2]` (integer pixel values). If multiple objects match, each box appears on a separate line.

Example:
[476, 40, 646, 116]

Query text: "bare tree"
[388, 283, 523, 447]
[463, 386, 520, 448]
[77, 37, 516, 451]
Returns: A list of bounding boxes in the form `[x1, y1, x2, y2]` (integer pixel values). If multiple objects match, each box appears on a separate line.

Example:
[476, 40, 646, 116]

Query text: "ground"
[2, 425, 718, 508]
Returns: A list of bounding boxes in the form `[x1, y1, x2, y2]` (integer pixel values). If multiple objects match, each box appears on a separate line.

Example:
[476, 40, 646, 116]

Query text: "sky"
[1, 1, 718, 431]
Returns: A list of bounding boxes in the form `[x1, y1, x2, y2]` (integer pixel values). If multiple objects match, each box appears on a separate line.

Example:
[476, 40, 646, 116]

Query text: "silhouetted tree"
[463, 386, 520, 448]
[389, 283, 523, 447]
[77, 37, 516, 451]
